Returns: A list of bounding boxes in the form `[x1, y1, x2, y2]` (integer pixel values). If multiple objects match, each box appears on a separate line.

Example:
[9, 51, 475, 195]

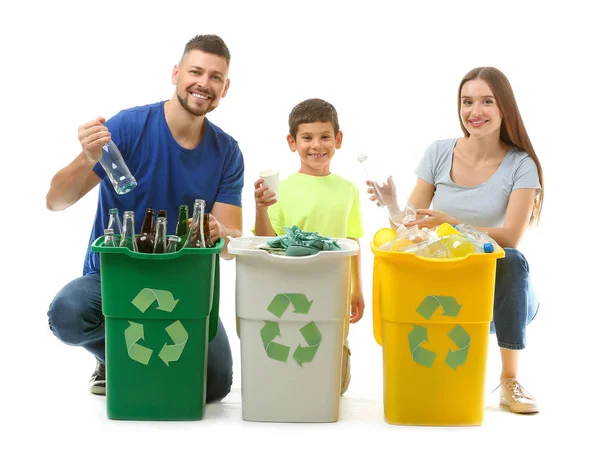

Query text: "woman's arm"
[407, 188, 537, 248]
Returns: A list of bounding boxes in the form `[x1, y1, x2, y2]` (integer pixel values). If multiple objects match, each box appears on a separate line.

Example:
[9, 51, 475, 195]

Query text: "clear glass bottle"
[107, 208, 123, 237]
[99, 140, 137, 195]
[119, 211, 138, 252]
[183, 199, 215, 248]
[166, 235, 180, 253]
[153, 216, 168, 253]
[136, 208, 156, 253]
[103, 228, 117, 247]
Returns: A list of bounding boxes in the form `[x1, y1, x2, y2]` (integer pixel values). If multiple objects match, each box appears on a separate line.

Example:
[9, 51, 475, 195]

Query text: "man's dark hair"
[183, 34, 230, 65]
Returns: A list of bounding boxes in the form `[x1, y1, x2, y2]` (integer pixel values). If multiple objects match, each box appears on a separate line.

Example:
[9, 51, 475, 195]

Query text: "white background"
[1, 0, 599, 456]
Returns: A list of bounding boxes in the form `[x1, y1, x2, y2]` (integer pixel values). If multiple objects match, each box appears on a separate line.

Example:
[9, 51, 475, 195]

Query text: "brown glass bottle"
[136, 208, 156, 253]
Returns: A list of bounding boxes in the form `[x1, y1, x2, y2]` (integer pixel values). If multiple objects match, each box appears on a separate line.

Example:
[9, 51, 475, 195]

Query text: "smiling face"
[460, 78, 503, 139]
[287, 122, 343, 176]
[172, 50, 230, 117]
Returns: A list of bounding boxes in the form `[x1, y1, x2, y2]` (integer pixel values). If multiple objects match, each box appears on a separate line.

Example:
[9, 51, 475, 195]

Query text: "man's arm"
[210, 202, 243, 260]
[46, 154, 102, 211]
[46, 117, 109, 211]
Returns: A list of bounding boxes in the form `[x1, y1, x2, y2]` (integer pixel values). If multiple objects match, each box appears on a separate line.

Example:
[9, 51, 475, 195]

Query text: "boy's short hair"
[288, 98, 340, 138]
[183, 34, 231, 65]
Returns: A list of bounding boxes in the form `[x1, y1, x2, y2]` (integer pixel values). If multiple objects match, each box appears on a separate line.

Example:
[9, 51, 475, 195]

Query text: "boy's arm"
[349, 238, 365, 324]
[255, 207, 277, 236]
[253, 177, 278, 236]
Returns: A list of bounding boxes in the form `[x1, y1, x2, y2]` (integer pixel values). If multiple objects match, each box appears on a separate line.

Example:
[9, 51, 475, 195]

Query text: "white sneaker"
[499, 378, 539, 414]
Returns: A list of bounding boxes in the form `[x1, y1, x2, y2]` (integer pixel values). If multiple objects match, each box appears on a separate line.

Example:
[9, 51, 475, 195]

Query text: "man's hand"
[350, 290, 365, 324]
[207, 213, 225, 242]
[79, 117, 110, 164]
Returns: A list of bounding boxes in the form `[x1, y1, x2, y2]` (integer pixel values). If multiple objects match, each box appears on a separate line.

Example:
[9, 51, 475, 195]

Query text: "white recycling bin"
[228, 236, 359, 422]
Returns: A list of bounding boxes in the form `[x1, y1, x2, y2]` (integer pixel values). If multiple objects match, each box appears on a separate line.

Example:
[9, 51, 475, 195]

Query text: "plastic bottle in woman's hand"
[357, 153, 415, 225]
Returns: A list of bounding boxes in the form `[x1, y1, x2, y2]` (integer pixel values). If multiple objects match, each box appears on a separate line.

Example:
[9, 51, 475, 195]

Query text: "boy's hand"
[350, 290, 365, 324]
[254, 178, 277, 209]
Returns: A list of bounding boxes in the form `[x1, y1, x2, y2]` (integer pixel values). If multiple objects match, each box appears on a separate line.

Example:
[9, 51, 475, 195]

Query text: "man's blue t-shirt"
[83, 101, 244, 275]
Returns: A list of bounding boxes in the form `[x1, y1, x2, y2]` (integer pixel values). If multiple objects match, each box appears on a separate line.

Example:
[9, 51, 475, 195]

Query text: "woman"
[369, 67, 543, 414]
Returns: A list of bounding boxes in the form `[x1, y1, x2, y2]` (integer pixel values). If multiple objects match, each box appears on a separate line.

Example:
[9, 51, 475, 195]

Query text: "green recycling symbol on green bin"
[260, 293, 322, 367]
[124, 288, 188, 366]
[408, 296, 471, 370]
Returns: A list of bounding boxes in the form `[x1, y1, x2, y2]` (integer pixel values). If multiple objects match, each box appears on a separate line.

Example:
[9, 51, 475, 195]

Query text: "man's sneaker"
[499, 378, 539, 414]
[89, 360, 106, 396]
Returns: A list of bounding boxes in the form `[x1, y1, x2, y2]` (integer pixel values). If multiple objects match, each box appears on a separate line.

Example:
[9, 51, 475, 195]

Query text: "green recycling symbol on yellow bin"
[124, 288, 188, 366]
[260, 293, 322, 367]
[408, 296, 471, 370]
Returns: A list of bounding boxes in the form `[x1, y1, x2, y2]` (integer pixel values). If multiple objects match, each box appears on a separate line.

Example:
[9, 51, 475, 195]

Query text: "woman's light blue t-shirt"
[414, 138, 540, 228]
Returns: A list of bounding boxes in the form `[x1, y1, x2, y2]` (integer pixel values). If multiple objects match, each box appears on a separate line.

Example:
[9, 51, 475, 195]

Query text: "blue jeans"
[490, 248, 539, 350]
[47, 273, 233, 403]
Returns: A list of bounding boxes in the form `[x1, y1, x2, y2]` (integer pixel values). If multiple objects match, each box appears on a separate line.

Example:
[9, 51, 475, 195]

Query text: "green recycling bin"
[91, 237, 223, 421]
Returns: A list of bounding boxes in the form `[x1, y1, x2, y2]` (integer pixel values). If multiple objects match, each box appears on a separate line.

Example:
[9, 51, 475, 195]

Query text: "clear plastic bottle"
[99, 140, 137, 195]
[357, 153, 415, 225]
[119, 211, 138, 251]
[454, 224, 497, 253]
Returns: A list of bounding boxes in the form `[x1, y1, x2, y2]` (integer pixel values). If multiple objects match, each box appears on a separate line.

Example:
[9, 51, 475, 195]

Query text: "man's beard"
[177, 92, 215, 117]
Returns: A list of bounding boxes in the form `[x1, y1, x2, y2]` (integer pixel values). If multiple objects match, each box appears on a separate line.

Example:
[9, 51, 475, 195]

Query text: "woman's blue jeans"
[490, 248, 539, 350]
[47, 273, 233, 403]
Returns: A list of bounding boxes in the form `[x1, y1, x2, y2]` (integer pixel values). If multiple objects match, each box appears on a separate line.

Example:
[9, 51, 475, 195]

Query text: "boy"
[254, 98, 364, 394]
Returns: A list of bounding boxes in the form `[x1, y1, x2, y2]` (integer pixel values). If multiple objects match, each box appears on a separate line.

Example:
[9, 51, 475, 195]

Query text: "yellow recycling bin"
[372, 244, 504, 426]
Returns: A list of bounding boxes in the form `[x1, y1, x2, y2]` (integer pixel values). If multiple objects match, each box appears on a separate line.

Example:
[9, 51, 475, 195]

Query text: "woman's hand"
[366, 177, 398, 207]
[405, 209, 460, 229]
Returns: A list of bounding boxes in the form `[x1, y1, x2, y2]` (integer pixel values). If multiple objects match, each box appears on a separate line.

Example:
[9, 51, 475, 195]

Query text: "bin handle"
[372, 258, 383, 347]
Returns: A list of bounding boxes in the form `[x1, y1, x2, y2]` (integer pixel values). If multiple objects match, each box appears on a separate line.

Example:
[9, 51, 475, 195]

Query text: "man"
[46, 34, 243, 402]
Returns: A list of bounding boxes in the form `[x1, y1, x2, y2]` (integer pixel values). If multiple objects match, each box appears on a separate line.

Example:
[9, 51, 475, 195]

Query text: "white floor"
[4, 319, 595, 458]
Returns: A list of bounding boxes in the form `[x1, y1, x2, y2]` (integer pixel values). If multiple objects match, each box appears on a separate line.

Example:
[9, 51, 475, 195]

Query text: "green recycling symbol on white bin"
[124, 288, 188, 366]
[260, 293, 322, 367]
[408, 296, 471, 370]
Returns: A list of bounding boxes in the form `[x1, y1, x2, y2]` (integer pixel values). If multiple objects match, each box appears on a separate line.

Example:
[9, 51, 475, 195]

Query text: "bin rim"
[228, 236, 358, 263]
[370, 242, 505, 262]
[91, 236, 224, 258]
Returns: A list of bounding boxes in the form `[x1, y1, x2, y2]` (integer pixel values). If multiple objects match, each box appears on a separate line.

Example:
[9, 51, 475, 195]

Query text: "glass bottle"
[153, 216, 168, 254]
[166, 235, 179, 253]
[103, 228, 117, 247]
[136, 208, 156, 253]
[176, 205, 189, 250]
[107, 208, 123, 238]
[120, 211, 138, 251]
[99, 140, 137, 195]
[183, 199, 215, 248]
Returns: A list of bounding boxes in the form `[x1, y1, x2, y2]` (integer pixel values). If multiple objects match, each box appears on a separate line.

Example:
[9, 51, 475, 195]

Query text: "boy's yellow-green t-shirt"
[267, 172, 363, 238]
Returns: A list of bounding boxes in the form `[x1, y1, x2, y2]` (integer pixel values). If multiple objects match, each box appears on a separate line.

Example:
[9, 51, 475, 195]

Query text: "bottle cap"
[483, 242, 494, 253]
[356, 153, 368, 163]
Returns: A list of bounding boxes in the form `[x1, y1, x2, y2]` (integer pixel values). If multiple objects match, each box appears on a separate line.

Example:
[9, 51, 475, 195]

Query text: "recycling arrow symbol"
[260, 293, 322, 367]
[409, 295, 471, 370]
[124, 288, 188, 366]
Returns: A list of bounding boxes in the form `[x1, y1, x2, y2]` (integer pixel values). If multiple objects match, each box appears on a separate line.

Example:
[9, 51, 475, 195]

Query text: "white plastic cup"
[260, 169, 279, 201]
